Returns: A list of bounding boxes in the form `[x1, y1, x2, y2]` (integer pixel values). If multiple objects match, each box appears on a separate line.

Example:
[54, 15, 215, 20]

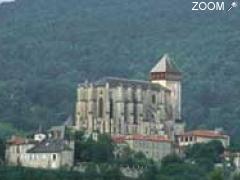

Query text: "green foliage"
[0, 139, 5, 163]
[160, 163, 207, 180]
[161, 154, 183, 167]
[0, 0, 239, 142]
[74, 133, 114, 163]
[0, 123, 24, 138]
[0, 137, 234, 179]
[114, 146, 154, 168]
[0, 165, 126, 180]
[233, 173, 240, 180]
[208, 169, 224, 180]
[141, 142, 228, 180]
[141, 154, 207, 180]
[185, 140, 224, 171]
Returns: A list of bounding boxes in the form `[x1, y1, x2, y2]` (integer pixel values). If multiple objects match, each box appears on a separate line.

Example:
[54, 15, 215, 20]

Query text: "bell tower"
[150, 54, 182, 121]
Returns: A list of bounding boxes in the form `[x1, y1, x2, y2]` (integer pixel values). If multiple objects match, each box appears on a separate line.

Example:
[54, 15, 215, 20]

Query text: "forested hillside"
[0, 0, 239, 140]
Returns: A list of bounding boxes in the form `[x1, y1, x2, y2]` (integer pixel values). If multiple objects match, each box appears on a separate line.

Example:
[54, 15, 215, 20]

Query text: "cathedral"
[75, 54, 185, 139]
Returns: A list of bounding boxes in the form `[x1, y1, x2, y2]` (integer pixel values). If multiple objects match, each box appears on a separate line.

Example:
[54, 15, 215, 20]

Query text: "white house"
[176, 130, 230, 148]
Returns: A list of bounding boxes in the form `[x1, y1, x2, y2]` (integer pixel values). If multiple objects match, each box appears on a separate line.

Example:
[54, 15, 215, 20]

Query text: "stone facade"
[22, 148, 74, 169]
[112, 134, 173, 162]
[5, 136, 36, 166]
[75, 54, 184, 138]
[5, 136, 74, 169]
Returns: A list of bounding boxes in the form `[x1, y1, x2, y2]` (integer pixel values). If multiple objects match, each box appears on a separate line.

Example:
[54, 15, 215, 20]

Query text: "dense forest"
[0, 0, 239, 141]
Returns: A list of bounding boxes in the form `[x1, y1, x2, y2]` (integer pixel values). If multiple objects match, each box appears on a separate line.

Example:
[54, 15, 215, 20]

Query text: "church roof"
[92, 77, 170, 91]
[151, 54, 181, 74]
[27, 139, 72, 153]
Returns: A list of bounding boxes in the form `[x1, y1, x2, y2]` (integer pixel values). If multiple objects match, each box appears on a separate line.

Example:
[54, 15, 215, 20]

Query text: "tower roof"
[151, 54, 181, 74]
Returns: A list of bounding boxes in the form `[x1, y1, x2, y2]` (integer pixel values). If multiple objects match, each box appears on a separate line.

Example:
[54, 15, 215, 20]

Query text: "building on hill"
[176, 129, 230, 148]
[5, 136, 37, 166]
[75, 54, 185, 139]
[23, 139, 74, 169]
[112, 134, 173, 162]
[5, 135, 74, 169]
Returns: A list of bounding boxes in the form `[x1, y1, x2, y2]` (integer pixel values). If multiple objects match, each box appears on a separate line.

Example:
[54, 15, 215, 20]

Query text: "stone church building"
[75, 54, 184, 138]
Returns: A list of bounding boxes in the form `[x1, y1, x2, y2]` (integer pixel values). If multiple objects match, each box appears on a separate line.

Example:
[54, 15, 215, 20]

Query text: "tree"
[74, 133, 115, 163]
[0, 138, 5, 163]
[233, 173, 240, 180]
[161, 154, 183, 167]
[185, 140, 224, 171]
[208, 169, 224, 180]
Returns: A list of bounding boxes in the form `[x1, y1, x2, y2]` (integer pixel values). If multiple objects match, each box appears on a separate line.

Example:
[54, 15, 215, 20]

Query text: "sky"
[0, 0, 15, 4]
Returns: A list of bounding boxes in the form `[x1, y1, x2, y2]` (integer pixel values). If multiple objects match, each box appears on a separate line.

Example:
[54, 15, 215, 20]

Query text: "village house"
[176, 129, 230, 148]
[5, 134, 74, 169]
[23, 139, 74, 169]
[5, 136, 37, 166]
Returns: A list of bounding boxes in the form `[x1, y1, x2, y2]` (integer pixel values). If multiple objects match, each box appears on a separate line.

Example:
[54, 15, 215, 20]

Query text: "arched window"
[98, 98, 104, 118]
[133, 104, 137, 124]
[152, 94, 156, 104]
[110, 98, 114, 119]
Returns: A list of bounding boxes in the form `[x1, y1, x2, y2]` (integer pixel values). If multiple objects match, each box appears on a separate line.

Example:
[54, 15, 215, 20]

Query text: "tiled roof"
[7, 136, 36, 145]
[151, 54, 181, 74]
[112, 134, 171, 143]
[27, 139, 72, 153]
[112, 135, 127, 144]
[127, 134, 171, 142]
[179, 130, 229, 139]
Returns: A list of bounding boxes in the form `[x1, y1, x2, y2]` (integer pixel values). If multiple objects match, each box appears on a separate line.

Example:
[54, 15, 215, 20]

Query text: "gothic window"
[110, 99, 114, 119]
[152, 94, 156, 104]
[103, 121, 106, 132]
[98, 98, 104, 118]
[118, 122, 121, 134]
[133, 104, 137, 124]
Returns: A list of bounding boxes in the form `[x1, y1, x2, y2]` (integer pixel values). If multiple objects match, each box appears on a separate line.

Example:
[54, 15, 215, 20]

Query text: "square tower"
[150, 54, 182, 121]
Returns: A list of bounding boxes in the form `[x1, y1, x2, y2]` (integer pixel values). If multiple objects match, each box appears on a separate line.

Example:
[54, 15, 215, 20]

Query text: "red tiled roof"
[178, 130, 229, 139]
[127, 134, 171, 142]
[7, 136, 36, 145]
[7, 137, 26, 145]
[112, 135, 127, 144]
[112, 134, 171, 144]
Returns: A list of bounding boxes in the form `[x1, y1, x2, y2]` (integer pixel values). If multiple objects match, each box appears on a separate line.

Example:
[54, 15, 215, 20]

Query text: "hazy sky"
[0, 0, 15, 4]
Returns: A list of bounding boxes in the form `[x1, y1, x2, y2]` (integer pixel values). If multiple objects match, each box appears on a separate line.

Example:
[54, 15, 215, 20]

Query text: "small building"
[5, 136, 37, 166]
[112, 134, 173, 162]
[5, 135, 74, 169]
[22, 139, 74, 169]
[176, 130, 230, 148]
